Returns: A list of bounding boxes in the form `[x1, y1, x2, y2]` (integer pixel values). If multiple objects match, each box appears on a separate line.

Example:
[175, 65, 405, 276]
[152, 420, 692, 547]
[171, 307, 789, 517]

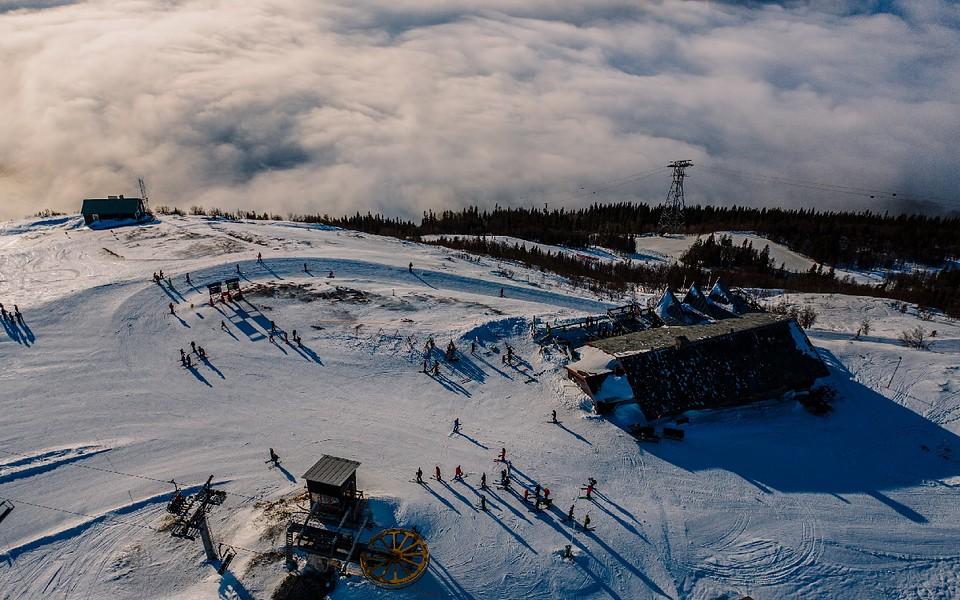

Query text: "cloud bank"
[0, 0, 957, 220]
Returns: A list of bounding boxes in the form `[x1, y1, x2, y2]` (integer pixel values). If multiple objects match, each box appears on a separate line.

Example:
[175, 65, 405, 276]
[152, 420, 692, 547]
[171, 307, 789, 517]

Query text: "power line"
[0, 493, 270, 558]
[699, 165, 959, 209]
[582, 166, 670, 197]
[0, 448, 262, 503]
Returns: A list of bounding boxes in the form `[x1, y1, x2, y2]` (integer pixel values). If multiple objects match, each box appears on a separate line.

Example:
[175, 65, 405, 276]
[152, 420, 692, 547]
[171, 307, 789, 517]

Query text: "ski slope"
[1, 215, 958, 599]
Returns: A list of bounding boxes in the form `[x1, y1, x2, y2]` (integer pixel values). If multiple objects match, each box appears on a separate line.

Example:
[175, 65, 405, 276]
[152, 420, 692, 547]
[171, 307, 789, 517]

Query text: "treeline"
[682, 234, 777, 272]
[427, 236, 960, 318]
[166, 203, 960, 273]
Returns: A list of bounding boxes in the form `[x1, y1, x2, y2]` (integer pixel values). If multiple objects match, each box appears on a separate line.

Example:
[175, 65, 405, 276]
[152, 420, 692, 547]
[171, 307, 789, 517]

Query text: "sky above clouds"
[0, 0, 957, 220]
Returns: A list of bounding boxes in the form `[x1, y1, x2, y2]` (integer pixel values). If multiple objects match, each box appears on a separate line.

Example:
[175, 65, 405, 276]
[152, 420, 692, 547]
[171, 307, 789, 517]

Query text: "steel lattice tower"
[657, 160, 693, 234]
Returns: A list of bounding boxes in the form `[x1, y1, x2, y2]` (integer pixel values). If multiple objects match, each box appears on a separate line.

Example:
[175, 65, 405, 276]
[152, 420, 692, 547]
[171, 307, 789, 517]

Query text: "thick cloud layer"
[0, 0, 957, 219]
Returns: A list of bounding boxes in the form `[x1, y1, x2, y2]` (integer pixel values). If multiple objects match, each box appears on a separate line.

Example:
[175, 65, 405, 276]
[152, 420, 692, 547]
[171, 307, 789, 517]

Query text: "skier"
[416, 467, 423, 484]
[408, 262, 413, 273]
[236, 264, 241, 274]
[506, 345, 513, 364]
[432, 361, 440, 376]
[422, 359, 429, 373]
[471, 341, 476, 354]
[584, 482, 594, 500]
[582, 514, 591, 531]
[221, 320, 228, 332]
[169, 302, 175, 315]
[267, 448, 280, 467]
[534, 483, 541, 499]
[551, 409, 558, 423]
[185, 355, 192, 368]
[186, 273, 191, 285]
[152, 272, 157, 283]
[328, 270, 335, 278]
[270, 320, 276, 333]
[480, 472, 487, 489]
[198, 347, 206, 359]
[567, 504, 575, 522]
[257, 252, 262, 263]
[480, 495, 487, 511]
[498, 447, 506, 462]
[159, 269, 164, 280]
[303, 263, 309, 272]
[190, 341, 197, 354]
[452, 418, 460, 435]
[499, 288, 504, 298]
[435, 465, 442, 482]
[283, 331, 289, 344]
[268, 332, 274, 344]
[543, 488, 551, 501]
[523, 489, 529, 502]
[455, 465, 463, 480]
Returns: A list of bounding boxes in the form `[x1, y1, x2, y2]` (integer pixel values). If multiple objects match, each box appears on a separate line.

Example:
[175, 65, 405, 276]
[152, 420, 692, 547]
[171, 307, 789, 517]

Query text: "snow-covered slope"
[1, 216, 958, 599]
[423, 231, 882, 282]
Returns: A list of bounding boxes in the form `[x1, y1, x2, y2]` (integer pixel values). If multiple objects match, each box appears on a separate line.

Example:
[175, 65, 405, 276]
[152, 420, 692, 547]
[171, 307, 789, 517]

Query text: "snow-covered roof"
[568, 345, 621, 374]
[589, 313, 787, 356]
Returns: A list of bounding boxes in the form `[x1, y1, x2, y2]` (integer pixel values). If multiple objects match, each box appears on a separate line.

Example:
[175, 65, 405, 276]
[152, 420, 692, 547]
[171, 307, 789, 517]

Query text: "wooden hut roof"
[303, 455, 360, 487]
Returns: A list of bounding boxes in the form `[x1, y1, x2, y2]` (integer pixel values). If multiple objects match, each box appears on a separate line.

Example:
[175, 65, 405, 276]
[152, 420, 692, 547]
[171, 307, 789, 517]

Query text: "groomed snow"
[0, 215, 958, 599]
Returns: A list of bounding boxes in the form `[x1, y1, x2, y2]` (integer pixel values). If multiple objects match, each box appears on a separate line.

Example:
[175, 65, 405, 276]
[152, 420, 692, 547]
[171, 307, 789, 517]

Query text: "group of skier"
[414, 417, 596, 530]
[0, 302, 23, 326]
[179, 340, 208, 368]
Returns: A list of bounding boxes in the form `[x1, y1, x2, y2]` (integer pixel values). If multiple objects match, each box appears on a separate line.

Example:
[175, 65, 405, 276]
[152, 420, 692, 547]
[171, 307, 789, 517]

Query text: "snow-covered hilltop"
[1, 215, 958, 599]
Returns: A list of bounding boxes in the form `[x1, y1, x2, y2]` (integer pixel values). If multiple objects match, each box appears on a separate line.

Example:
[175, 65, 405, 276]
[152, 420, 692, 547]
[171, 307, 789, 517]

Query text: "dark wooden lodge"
[303, 455, 362, 520]
[81, 195, 147, 225]
[587, 313, 828, 420]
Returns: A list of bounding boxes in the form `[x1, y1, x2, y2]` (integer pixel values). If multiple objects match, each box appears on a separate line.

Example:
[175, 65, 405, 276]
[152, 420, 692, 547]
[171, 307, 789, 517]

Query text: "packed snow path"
[0, 216, 958, 599]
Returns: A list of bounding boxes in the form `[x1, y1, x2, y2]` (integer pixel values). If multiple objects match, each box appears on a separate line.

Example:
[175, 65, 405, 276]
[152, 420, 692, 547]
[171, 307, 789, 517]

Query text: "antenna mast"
[138, 177, 150, 212]
[657, 160, 693, 235]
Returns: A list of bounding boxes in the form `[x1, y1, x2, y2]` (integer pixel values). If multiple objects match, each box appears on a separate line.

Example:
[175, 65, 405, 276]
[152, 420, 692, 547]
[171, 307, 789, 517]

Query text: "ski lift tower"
[657, 160, 693, 235]
[167, 476, 229, 567]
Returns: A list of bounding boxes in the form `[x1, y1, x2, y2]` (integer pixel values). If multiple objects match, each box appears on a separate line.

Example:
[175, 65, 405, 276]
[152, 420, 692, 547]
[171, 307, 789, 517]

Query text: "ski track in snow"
[0, 216, 958, 599]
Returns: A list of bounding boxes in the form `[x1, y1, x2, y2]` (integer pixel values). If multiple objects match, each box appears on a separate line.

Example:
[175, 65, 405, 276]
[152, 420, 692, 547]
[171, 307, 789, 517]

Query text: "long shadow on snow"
[2, 318, 27, 345]
[453, 431, 489, 450]
[444, 354, 487, 384]
[274, 464, 297, 484]
[420, 555, 477, 600]
[258, 261, 284, 280]
[187, 364, 213, 387]
[3, 484, 205, 561]
[200, 356, 225, 379]
[420, 482, 461, 515]
[582, 530, 671, 598]
[18, 320, 35, 343]
[217, 566, 254, 600]
[639, 348, 960, 521]
[555, 421, 592, 445]
[592, 490, 641, 526]
[525, 508, 628, 600]
[429, 372, 471, 397]
[0, 447, 112, 485]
